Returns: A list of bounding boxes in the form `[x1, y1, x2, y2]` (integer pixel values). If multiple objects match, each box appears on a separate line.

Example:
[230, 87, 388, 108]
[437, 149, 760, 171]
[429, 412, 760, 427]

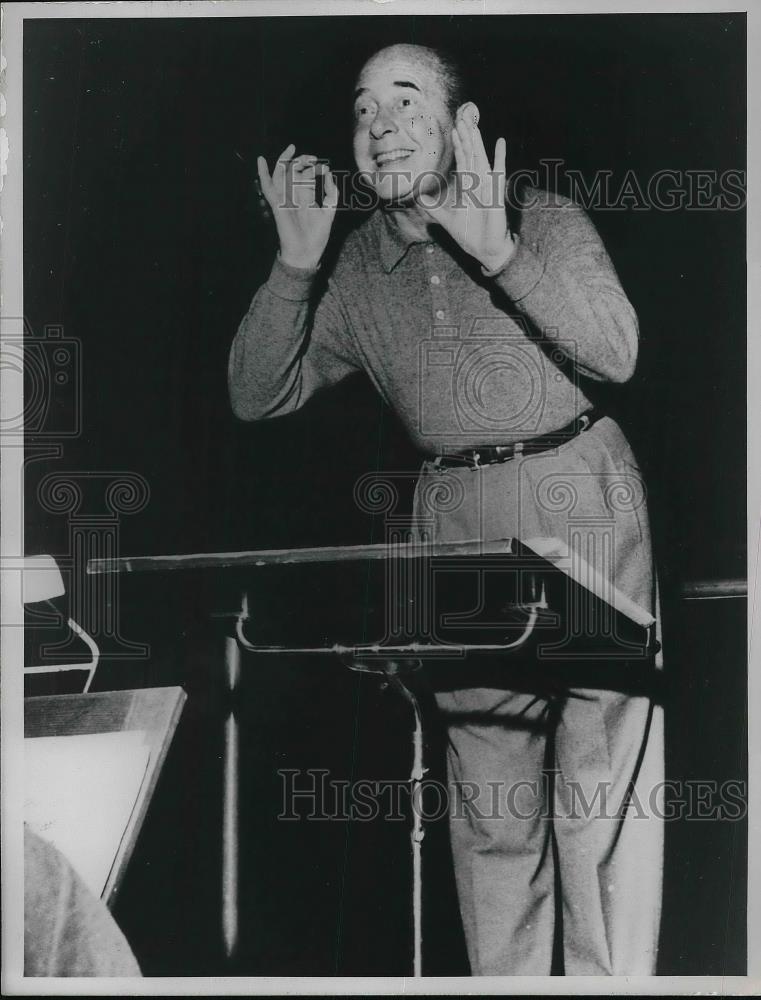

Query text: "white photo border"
[1, 1, 758, 994]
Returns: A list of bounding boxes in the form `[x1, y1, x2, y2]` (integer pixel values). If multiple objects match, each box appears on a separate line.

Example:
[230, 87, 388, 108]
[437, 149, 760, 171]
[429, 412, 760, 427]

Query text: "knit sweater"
[229, 189, 638, 454]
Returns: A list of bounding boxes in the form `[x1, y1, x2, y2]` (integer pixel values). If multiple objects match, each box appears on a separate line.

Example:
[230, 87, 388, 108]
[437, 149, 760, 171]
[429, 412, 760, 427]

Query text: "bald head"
[357, 44, 465, 116]
[351, 43, 469, 204]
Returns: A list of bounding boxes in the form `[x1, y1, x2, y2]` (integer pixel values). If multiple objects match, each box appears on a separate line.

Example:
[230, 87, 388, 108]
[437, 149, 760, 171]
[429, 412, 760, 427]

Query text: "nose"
[369, 109, 398, 140]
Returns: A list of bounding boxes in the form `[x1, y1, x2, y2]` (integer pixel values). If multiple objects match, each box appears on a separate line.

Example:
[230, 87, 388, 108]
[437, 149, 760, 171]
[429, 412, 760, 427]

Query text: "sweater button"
[430, 275, 441, 285]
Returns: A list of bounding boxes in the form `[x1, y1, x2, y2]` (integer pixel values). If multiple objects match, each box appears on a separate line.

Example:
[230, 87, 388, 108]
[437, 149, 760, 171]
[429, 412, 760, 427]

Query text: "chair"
[23, 555, 100, 693]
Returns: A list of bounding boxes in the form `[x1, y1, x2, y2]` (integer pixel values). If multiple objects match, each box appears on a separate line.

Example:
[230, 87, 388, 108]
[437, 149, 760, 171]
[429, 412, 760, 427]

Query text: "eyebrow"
[353, 80, 422, 100]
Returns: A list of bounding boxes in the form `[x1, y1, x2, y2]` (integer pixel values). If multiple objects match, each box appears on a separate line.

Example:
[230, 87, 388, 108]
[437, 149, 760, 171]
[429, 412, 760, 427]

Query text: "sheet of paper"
[24, 730, 151, 898]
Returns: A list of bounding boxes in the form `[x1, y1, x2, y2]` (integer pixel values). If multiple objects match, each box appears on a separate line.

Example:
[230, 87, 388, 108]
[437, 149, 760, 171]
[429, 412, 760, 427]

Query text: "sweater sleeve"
[24, 826, 142, 977]
[485, 199, 639, 383]
[228, 254, 360, 421]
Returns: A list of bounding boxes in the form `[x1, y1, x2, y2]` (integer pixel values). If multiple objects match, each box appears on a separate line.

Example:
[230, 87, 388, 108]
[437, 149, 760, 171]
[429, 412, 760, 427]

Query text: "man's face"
[352, 49, 455, 204]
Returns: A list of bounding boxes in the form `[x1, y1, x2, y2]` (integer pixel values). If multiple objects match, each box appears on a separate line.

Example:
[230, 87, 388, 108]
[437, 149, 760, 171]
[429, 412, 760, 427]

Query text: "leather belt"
[432, 409, 604, 470]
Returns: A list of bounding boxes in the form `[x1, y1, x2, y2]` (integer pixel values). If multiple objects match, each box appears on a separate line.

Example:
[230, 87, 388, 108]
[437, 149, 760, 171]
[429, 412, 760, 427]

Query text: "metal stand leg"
[233, 598, 543, 975]
[382, 664, 427, 978]
[222, 632, 241, 962]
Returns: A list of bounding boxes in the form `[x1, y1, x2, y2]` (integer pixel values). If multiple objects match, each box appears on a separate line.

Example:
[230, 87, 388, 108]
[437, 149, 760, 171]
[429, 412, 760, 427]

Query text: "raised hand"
[417, 106, 516, 273]
[257, 144, 339, 270]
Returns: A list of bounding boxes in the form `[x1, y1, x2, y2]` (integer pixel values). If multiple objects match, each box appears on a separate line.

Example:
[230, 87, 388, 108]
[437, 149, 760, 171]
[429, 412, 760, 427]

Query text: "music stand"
[88, 537, 658, 973]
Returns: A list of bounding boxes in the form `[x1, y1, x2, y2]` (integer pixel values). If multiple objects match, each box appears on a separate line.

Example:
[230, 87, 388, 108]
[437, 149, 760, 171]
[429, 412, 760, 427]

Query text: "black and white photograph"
[0, 1, 756, 993]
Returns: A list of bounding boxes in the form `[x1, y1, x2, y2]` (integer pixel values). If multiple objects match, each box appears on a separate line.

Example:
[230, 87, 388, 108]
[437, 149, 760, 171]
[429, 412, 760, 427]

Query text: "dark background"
[23, 13, 746, 977]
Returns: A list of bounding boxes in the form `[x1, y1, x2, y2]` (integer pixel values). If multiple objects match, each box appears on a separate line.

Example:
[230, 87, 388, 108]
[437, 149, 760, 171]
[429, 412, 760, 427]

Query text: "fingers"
[459, 101, 480, 128]
[256, 156, 275, 206]
[291, 154, 319, 174]
[494, 136, 507, 175]
[469, 118, 491, 173]
[270, 143, 296, 193]
[454, 113, 476, 171]
[276, 143, 296, 166]
[310, 160, 332, 181]
[263, 147, 333, 210]
[256, 155, 271, 189]
[291, 159, 336, 211]
[452, 109, 507, 208]
[451, 126, 467, 175]
[275, 148, 317, 184]
[455, 104, 488, 170]
[494, 137, 507, 204]
[322, 168, 339, 211]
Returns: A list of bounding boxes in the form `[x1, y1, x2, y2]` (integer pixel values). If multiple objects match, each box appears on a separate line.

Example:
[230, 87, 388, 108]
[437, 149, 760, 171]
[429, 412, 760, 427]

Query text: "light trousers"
[413, 417, 663, 976]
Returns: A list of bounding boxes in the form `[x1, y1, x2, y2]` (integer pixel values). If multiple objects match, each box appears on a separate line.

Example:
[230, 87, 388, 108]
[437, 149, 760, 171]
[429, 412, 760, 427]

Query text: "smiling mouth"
[374, 149, 415, 167]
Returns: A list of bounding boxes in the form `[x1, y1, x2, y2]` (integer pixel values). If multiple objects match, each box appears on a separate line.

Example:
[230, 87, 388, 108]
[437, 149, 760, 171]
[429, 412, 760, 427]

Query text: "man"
[229, 43, 663, 976]
[24, 825, 141, 976]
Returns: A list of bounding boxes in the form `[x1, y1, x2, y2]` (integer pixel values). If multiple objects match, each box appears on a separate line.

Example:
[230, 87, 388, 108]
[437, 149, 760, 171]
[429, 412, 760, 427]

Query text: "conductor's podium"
[87, 535, 659, 975]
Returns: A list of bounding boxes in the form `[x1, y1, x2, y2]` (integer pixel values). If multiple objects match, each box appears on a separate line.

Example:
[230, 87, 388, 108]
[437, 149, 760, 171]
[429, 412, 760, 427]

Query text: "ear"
[456, 101, 480, 127]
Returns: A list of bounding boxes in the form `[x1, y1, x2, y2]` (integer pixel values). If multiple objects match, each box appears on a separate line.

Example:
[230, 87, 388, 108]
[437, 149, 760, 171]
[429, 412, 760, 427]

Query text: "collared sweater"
[229, 189, 638, 455]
